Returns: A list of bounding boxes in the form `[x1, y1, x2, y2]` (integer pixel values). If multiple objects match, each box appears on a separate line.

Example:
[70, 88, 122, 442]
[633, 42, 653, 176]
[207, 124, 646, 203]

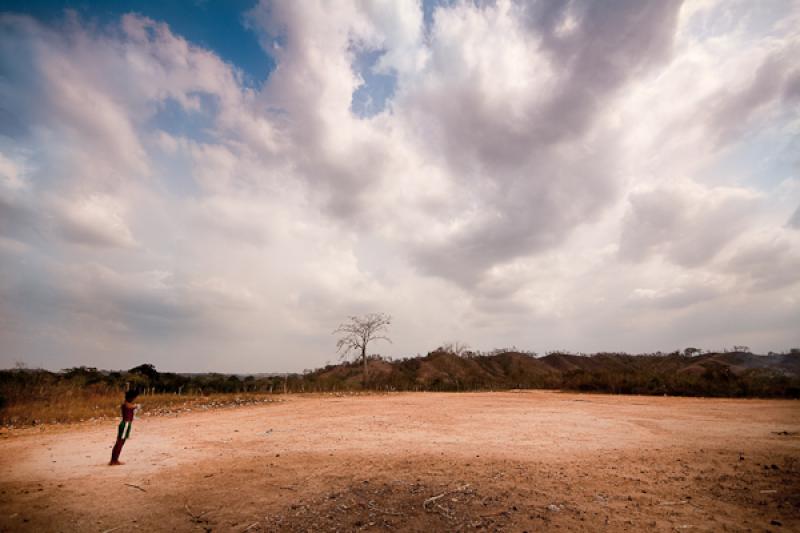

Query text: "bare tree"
[440, 341, 472, 357]
[333, 313, 392, 386]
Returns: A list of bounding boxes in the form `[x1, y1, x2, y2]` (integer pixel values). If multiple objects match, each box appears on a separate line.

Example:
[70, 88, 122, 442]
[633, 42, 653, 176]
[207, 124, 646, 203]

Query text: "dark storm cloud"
[409, 0, 685, 173]
[404, 0, 683, 286]
[520, 0, 684, 143]
[248, 1, 686, 289]
[411, 144, 618, 286]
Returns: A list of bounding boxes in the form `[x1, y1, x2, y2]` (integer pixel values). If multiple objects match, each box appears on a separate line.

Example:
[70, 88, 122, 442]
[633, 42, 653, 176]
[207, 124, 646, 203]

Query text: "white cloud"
[619, 180, 761, 267]
[54, 195, 137, 248]
[0, 153, 24, 190]
[720, 229, 800, 291]
[0, 1, 798, 372]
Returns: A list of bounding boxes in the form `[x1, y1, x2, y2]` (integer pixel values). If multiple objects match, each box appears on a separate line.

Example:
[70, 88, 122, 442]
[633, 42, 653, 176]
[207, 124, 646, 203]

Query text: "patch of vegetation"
[0, 365, 296, 427]
[2, 349, 798, 426]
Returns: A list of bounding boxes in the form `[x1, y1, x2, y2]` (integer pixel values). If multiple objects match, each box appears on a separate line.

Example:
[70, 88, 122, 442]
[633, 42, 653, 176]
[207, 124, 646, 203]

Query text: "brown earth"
[0, 391, 798, 532]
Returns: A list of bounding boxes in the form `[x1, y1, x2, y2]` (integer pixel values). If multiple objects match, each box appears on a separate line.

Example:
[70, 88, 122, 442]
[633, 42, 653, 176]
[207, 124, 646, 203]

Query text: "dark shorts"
[117, 420, 132, 440]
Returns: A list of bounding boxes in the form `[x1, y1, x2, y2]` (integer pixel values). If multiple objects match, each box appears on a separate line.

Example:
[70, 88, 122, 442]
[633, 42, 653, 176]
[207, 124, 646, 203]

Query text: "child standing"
[109, 389, 139, 465]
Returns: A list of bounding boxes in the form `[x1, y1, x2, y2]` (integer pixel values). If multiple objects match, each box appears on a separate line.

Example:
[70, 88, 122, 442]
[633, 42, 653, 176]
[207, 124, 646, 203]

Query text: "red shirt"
[121, 402, 135, 422]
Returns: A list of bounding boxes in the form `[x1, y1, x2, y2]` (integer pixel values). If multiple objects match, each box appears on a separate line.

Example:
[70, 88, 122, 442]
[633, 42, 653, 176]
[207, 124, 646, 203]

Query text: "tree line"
[3, 348, 798, 408]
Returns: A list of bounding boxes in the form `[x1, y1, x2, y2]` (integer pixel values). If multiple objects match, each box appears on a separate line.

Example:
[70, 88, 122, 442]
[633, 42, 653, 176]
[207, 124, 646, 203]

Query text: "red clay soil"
[0, 391, 798, 532]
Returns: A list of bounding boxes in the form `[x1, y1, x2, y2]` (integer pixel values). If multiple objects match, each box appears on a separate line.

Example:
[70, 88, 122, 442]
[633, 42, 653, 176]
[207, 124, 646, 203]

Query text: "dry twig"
[185, 503, 211, 523]
[423, 483, 471, 509]
[658, 500, 688, 506]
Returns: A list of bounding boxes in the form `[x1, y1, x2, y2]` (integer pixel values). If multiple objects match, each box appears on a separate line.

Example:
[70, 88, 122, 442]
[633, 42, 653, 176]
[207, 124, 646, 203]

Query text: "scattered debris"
[368, 501, 403, 516]
[124, 483, 146, 492]
[659, 500, 688, 506]
[185, 503, 212, 525]
[261, 480, 512, 531]
[423, 484, 471, 510]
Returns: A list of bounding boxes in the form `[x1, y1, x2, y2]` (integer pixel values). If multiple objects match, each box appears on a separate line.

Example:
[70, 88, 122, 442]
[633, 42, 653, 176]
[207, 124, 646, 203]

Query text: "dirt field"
[1, 391, 798, 532]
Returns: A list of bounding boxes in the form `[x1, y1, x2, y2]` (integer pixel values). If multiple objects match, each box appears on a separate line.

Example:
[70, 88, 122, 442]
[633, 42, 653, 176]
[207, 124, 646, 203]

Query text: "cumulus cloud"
[55, 195, 137, 248]
[619, 181, 761, 267]
[395, 1, 683, 285]
[722, 232, 800, 292]
[0, 1, 799, 371]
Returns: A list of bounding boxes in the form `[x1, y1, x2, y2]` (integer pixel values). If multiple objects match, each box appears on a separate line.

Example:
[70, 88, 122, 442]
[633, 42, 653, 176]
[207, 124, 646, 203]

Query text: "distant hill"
[3, 350, 799, 399]
[300, 350, 800, 397]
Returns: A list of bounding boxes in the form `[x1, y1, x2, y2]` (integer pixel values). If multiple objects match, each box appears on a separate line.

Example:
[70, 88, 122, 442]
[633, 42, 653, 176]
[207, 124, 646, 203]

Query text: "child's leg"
[110, 420, 131, 464]
[110, 437, 125, 463]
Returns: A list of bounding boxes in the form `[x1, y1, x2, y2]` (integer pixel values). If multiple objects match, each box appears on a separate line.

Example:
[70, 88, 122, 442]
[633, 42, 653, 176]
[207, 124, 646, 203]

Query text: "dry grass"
[0, 388, 282, 427]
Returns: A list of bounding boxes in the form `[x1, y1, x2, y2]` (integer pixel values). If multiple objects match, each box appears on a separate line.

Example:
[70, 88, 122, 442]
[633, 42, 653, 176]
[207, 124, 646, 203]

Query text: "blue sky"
[0, 1, 798, 372]
[3, 0, 274, 83]
[3, 0, 448, 92]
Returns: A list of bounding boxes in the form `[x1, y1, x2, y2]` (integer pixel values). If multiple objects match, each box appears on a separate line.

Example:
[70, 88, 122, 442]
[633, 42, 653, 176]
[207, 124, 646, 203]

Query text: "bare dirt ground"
[1, 391, 798, 532]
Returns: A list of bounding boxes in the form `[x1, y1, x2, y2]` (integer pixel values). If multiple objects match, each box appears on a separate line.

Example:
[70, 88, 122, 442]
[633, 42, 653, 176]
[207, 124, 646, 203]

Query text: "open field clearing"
[1, 391, 798, 532]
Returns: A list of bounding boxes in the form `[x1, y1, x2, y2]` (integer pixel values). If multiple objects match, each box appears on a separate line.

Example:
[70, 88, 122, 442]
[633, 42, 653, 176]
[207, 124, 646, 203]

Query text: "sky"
[0, 0, 799, 373]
